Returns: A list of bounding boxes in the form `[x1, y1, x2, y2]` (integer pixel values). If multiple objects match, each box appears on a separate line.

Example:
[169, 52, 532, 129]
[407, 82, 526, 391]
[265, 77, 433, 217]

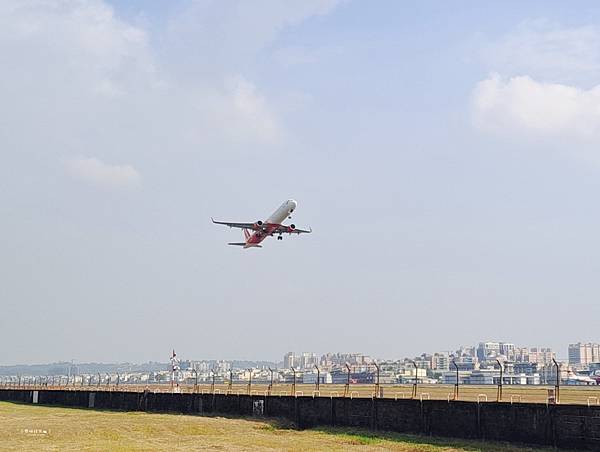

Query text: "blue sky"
[2, 0, 600, 364]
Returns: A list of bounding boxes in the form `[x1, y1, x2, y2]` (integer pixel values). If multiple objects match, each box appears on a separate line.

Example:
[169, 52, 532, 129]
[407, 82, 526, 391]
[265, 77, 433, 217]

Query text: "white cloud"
[66, 157, 141, 189]
[482, 21, 600, 85]
[473, 23, 600, 144]
[471, 74, 600, 141]
[0, 0, 154, 98]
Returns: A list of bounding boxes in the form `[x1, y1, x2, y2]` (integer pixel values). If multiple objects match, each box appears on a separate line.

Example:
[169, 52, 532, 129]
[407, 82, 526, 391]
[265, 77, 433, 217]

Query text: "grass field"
[0, 401, 559, 451]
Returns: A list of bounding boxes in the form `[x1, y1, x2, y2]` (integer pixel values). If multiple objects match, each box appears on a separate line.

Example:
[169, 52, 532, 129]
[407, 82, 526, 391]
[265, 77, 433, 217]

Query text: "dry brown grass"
[0, 401, 556, 451]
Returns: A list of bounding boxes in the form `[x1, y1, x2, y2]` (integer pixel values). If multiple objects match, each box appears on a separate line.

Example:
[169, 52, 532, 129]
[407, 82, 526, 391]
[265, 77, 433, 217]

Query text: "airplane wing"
[211, 218, 255, 230]
[212, 218, 312, 234]
[272, 224, 312, 234]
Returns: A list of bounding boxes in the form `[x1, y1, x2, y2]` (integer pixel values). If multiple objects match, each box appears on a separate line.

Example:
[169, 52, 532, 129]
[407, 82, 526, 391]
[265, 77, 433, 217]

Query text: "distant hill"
[0, 360, 279, 375]
[0, 362, 168, 376]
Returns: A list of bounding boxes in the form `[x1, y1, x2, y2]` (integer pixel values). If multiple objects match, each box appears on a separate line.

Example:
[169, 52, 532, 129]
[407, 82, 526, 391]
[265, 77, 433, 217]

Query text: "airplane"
[564, 369, 597, 385]
[212, 199, 312, 249]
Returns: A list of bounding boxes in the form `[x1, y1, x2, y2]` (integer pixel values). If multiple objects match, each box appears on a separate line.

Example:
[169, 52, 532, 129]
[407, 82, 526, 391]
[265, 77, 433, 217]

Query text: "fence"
[1, 379, 599, 405]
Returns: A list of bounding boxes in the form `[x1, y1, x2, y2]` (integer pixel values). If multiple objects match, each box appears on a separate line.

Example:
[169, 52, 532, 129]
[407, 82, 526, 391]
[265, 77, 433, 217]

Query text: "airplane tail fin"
[229, 229, 259, 247]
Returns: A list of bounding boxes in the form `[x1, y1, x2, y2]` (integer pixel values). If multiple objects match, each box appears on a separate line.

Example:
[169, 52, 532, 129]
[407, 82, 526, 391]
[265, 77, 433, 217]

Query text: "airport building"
[302, 371, 332, 384]
[442, 369, 540, 385]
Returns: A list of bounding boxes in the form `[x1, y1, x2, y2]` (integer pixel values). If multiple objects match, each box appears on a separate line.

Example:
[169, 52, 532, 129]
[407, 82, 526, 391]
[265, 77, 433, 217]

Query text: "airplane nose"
[288, 199, 298, 209]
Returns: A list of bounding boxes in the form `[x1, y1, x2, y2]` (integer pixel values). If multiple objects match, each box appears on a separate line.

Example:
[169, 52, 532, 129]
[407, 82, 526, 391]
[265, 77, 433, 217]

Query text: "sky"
[2, 0, 600, 365]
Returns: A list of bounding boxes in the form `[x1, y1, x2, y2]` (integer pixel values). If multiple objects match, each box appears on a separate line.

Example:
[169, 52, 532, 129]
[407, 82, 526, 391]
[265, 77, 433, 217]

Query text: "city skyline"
[3, 338, 598, 368]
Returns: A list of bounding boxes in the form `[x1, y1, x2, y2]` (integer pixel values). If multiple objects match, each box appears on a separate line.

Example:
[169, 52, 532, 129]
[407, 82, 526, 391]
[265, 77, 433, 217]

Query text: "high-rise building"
[432, 353, 450, 371]
[568, 343, 600, 366]
[528, 347, 554, 365]
[499, 343, 515, 360]
[477, 342, 500, 361]
[300, 352, 318, 369]
[514, 347, 529, 363]
[413, 354, 432, 370]
[283, 352, 295, 369]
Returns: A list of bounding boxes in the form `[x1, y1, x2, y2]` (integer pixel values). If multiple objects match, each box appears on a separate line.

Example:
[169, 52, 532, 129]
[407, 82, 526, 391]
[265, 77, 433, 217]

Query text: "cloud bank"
[473, 23, 600, 145]
[472, 74, 600, 140]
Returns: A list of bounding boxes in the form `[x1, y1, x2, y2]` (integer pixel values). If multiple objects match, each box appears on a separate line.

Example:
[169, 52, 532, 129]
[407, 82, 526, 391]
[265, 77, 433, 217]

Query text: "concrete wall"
[1, 389, 599, 449]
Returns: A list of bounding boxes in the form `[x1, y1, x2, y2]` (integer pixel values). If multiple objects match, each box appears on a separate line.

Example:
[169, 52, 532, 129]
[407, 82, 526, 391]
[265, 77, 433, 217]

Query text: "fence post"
[268, 367, 274, 396]
[552, 358, 560, 404]
[192, 369, 198, 393]
[452, 360, 459, 400]
[373, 362, 380, 398]
[291, 367, 297, 396]
[343, 363, 351, 397]
[410, 360, 418, 399]
[314, 365, 320, 392]
[247, 369, 252, 395]
[211, 369, 216, 394]
[496, 359, 503, 402]
[228, 369, 233, 394]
